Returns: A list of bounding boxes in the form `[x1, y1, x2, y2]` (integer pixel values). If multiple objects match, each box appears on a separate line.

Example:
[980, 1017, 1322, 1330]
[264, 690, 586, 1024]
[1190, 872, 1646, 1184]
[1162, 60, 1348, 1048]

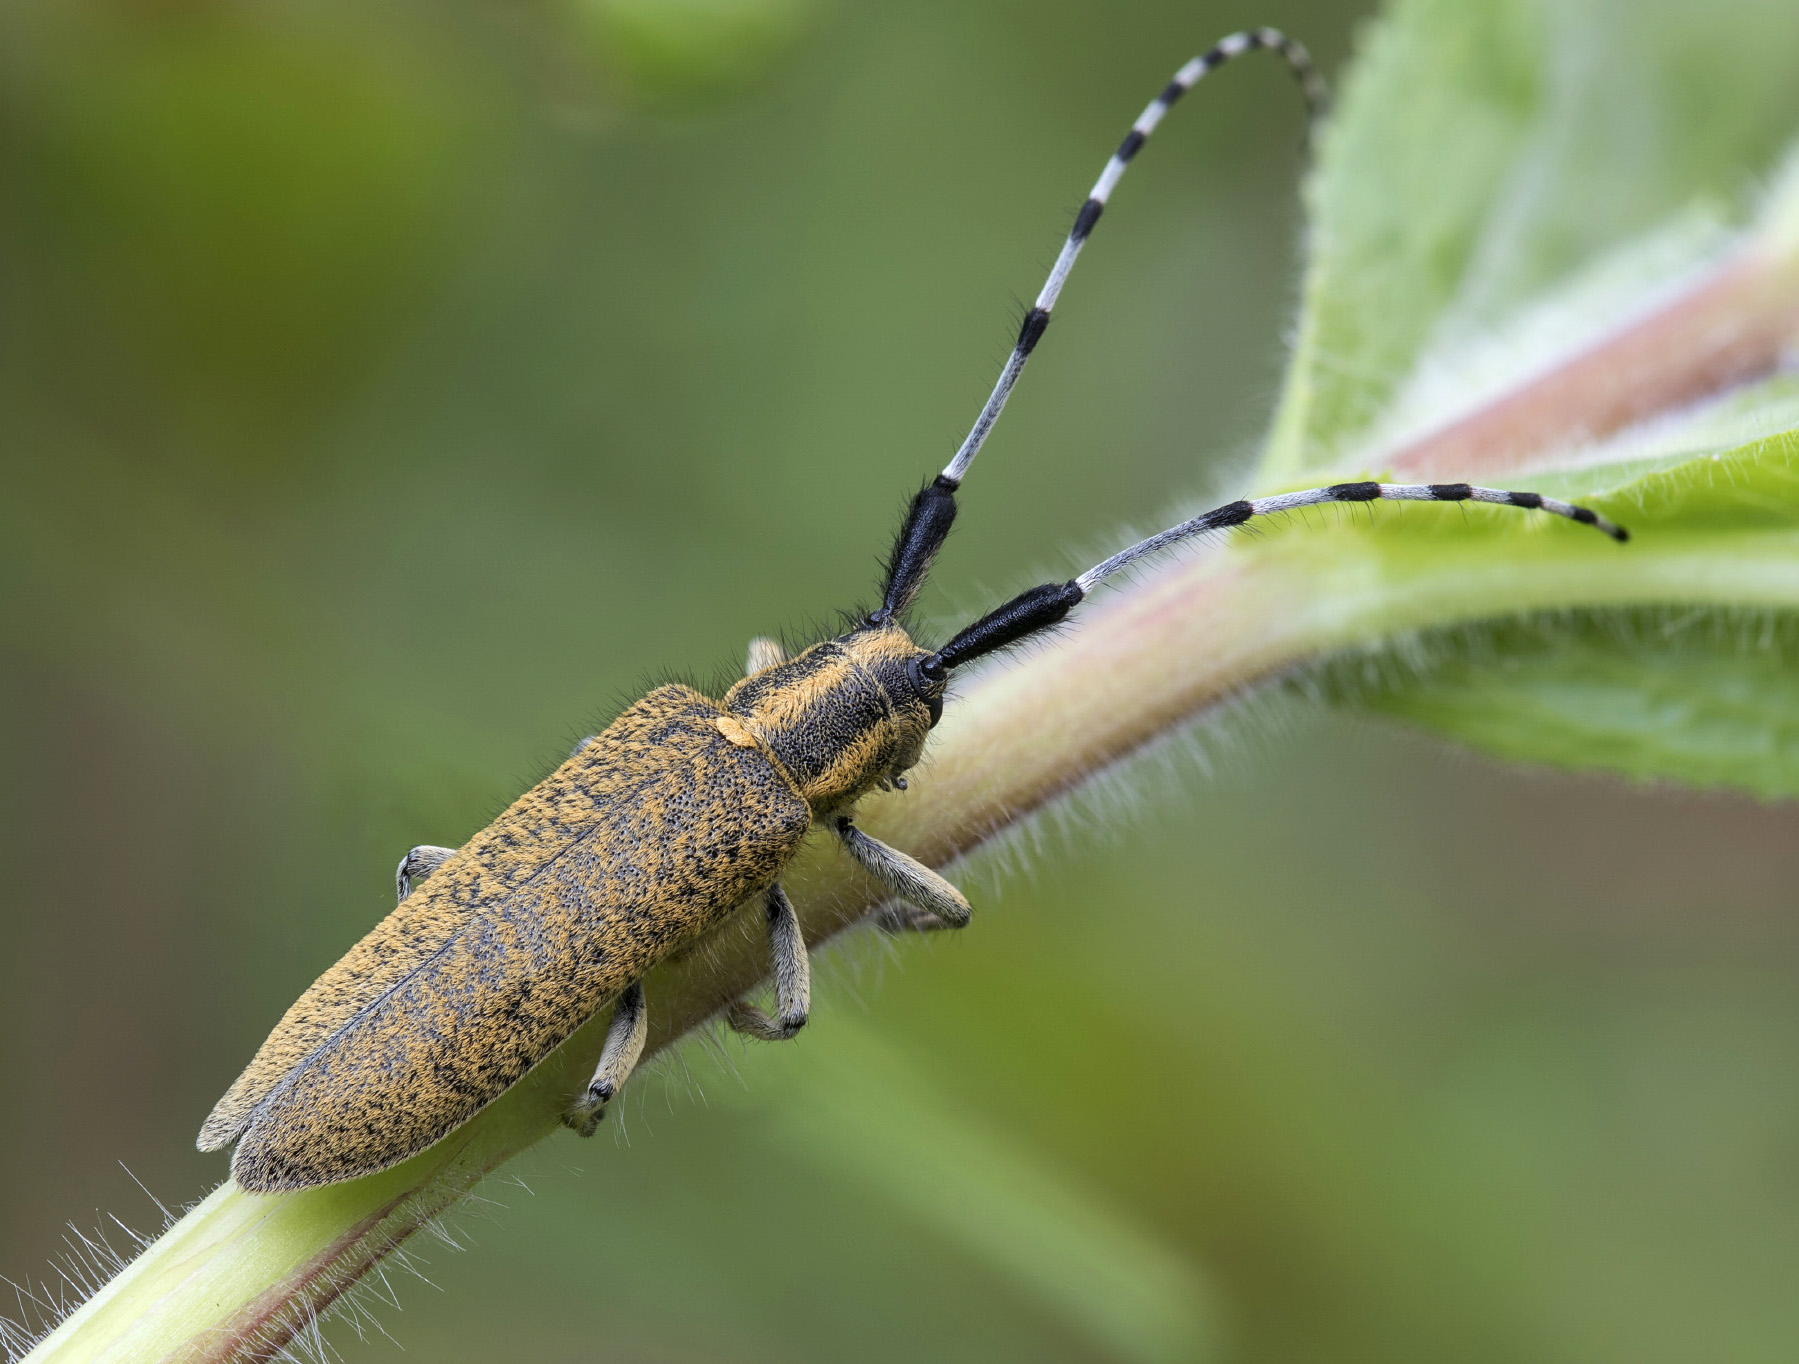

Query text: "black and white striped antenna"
[941, 28, 1325, 491]
[869, 29, 1626, 669]
[875, 30, 1324, 621]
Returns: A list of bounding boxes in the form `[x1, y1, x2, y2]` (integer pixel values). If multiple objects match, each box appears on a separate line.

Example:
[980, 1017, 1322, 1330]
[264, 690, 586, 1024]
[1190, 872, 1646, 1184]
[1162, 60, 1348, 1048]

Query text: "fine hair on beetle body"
[198, 27, 1628, 1194]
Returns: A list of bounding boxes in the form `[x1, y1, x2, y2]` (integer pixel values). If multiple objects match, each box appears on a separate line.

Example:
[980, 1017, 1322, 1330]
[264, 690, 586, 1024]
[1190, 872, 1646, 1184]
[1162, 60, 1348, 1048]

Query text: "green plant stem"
[25, 189, 1799, 1364]
[28, 523, 1799, 1363]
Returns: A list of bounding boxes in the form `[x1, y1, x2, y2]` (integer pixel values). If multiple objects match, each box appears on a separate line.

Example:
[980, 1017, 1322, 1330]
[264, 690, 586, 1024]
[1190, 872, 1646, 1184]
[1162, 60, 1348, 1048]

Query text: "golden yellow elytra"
[199, 30, 1625, 1192]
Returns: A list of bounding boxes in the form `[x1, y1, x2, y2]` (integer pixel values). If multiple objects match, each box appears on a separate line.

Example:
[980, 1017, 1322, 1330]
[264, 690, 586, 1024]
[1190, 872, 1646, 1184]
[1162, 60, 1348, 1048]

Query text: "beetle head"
[724, 620, 943, 814]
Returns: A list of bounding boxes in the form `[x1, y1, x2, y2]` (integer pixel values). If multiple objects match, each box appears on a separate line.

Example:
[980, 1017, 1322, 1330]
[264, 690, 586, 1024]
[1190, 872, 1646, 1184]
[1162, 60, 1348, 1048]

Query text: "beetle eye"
[906, 657, 946, 727]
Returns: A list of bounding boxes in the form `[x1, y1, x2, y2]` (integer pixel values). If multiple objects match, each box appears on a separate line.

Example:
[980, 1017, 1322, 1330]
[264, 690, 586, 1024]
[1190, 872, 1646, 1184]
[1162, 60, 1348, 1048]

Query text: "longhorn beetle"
[200, 29, 1627, 1193]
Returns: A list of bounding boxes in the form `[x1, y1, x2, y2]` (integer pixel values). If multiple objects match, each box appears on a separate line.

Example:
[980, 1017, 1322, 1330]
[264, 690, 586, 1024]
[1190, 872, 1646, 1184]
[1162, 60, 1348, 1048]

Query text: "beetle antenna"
[873, 29, 1327, 621]
[928, 481, 1629, 671]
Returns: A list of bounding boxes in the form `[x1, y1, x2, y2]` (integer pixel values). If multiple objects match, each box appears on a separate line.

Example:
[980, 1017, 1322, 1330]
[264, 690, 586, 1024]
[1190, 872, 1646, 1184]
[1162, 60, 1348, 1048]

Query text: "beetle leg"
[745, 636, 788, 675]
[834, 818, 971, 929]
[394, 845, 458, 902]
[874, 902, 962, 934]
[565, 980, 647, 1137]
[727, 883, 810, 1041]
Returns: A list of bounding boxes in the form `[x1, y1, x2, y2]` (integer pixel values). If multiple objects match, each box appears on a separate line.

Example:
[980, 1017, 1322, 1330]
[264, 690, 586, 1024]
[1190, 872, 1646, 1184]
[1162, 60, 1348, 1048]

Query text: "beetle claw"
[563, 1093, 608, 1138]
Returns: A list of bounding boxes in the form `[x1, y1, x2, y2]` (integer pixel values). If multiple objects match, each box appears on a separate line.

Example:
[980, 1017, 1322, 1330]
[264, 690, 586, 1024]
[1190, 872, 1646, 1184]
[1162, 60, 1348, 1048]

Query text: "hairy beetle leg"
[727, 883, 810, 1041]
[835, 819, 971, 929]
[395, 844, 458, 902]
[565, 980, 648, 1137]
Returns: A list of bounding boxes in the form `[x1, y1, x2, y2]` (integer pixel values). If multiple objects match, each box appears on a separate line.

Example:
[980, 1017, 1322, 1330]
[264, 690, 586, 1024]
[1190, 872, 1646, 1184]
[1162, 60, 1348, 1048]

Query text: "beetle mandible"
[199, 29, 1627, 1193]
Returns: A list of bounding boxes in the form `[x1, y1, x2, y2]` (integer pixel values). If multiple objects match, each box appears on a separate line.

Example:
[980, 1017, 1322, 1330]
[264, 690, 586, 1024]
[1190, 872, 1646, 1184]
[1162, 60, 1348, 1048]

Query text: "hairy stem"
[28, 532, 1799, 1361]
[1381, 242, 1799, 478]
[25, 198, 1799, 1364]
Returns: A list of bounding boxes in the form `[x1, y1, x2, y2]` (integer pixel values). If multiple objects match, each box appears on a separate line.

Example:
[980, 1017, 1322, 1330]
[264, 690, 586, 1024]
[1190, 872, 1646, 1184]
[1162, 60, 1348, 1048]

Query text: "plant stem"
[24, 195, 1799, 1364]
[1381, 242, 1799, 478]
[28, 525, 1799, 1363]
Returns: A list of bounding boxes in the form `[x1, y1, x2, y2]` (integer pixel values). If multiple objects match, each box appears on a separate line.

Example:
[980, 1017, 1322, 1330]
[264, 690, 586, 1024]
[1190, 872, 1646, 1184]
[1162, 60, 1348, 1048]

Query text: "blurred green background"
[6, 1, 1799, 1360]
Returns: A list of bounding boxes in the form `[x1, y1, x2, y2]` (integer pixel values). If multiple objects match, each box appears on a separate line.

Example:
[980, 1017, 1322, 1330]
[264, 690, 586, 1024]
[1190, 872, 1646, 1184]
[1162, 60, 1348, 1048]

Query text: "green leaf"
[1353, 610, 1799, 798]
[1350, 421, 1799, 794]
[1248, 0, 1799, 796]
[1241, 418, 1799, 798]
[1266, 0, 1799, 477]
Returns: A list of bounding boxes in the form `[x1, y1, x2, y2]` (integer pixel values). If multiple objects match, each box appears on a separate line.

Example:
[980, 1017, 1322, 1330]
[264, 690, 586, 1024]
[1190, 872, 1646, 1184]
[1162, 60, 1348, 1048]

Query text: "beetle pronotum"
[199, 29, 1626, 1193]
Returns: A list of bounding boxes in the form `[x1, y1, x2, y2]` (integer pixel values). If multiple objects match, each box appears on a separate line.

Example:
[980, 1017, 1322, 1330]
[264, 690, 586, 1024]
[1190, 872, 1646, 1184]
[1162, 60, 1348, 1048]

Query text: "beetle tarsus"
[565, 980, 648, 1137]
[727, 884, 810, 1041]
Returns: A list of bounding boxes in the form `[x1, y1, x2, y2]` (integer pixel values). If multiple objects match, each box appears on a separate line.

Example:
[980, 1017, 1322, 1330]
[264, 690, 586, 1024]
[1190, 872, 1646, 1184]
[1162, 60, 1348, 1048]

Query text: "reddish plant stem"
[31, 192, 1799, 1364]
[1382, 243, 1799, 478]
